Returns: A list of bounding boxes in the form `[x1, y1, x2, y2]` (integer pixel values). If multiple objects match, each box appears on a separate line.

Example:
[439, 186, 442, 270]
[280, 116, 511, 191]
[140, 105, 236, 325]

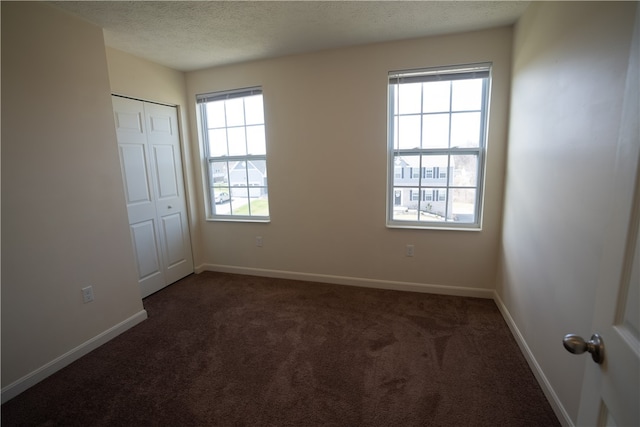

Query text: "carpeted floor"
[1, 272, 560, 426]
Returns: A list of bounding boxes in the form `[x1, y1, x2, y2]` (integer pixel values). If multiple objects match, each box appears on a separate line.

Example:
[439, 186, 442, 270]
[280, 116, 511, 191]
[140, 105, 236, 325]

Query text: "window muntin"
[387, 64, 491, 229]
[198, 87, 269, 220]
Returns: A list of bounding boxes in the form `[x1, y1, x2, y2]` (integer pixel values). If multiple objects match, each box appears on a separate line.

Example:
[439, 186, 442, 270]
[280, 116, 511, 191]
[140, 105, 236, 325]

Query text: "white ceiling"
[50, 1, 530, 72]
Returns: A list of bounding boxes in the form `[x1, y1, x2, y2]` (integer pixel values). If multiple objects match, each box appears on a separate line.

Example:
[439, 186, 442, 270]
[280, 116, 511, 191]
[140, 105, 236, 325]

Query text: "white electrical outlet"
[256, 236, 263, 247]
[82, 286, 94, 303]
[406, 244, 415, 257]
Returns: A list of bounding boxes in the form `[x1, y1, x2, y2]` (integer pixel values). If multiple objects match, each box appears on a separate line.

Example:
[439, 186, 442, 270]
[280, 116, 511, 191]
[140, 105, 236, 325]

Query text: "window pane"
[421, 155, 449, 184]
[421, 188, 447, 220]
[391, 187, 419, 221]
[422, 114, 449, 148]
[230, 187, 250, 215]
[225, 98, 245, 127]
[246, 125, 266, 155]
[229, 161, 247, 187]
[452, 189, 476, 223]
[398, 115, 421, 149]
[205, 101, 226, 128]
[212, 187, 231, 215]
[208, 129, 228, 157]
[450, 112, 481, 147]
[227, 127, 247, 156]
[244, 95, 264, 125]
[393, 155, 419, 186]
[210, 161, 229, 185]
[423, 81, 450, 113]
[213, 186, 231, 201]
[452, 79, 483, 112]
[398, 83, 422, 114]
[210, 188, 230, 215]
[451, 155, 478, 187]
[247, 159, 267, 186]
[394, 165, 402, 179]
[249, 195, 269, 216]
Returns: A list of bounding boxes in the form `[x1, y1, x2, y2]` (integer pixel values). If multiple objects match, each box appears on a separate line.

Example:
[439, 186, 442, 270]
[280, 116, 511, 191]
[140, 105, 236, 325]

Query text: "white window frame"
[197, 87, 270, 222]
[386, 63, 491, 230]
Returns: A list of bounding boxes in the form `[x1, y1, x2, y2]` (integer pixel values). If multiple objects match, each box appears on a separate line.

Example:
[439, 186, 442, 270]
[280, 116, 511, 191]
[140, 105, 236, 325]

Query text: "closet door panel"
[113, 96, 166, 297]
[144, 102, 194, 286]
[113, 96, 194, 298]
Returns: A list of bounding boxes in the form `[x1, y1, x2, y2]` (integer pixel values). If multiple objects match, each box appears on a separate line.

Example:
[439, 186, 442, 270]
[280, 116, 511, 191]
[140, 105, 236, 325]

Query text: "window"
[197, 87, 269, 220]
[387, 63, 491, 229]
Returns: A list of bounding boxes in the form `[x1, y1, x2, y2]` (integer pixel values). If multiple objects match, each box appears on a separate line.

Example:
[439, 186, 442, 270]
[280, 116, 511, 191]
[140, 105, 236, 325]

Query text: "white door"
[113, 96, 194, 297]
[573, 7, 640, 426]
[143, 102, 194, 285]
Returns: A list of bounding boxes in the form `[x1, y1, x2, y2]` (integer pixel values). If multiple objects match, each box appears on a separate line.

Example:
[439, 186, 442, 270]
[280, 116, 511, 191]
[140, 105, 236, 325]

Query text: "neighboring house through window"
[197, 87, 270, 220]
[387, 63, 491, 229]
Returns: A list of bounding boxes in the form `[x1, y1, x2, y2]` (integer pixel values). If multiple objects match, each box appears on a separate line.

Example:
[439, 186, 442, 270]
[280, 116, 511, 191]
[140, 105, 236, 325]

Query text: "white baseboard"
[493, 293, 573, 427]
[1, 309, 148, 404]
[195, 263, 494, 299]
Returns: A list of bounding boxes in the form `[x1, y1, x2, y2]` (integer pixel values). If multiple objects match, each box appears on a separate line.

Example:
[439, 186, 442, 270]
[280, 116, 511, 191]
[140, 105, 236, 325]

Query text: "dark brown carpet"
[1, 272, 559, 426]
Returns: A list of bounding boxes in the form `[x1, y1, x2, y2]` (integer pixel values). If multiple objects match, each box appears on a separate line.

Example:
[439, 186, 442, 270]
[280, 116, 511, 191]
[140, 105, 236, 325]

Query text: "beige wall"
[1, 2, 145, 390]
[497, 1, 637, 423]
[186, 27, 512, 291]
[106, 47, 187, 106]
[105, 47, 201, 266]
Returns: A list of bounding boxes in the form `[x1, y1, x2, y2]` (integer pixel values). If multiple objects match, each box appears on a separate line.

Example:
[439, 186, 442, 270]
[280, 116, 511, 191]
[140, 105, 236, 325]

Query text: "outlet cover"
[406, 245, 415, 257]
[82, 286, 94, 303]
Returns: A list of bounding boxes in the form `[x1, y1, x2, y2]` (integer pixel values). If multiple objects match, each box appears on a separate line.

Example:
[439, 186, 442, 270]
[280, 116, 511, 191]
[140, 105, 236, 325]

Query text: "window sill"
[206, 217, 271, 223]
[386, 222, 482, 231]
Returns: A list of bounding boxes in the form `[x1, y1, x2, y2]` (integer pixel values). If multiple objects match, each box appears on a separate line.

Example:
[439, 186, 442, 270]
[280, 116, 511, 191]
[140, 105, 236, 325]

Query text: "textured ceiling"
[50, 1, 529, 72]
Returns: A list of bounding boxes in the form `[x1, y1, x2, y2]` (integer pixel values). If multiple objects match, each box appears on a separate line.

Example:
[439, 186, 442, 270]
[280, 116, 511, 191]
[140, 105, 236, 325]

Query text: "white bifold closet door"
[112, 95, 193, 298]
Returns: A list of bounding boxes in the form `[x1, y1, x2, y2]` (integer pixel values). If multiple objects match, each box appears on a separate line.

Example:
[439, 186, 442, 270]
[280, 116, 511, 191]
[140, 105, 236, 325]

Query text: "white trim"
[1, 310, 148, 404]
[493, 293, 573, 427]
[195, 263, 494, 299]
[111, 93, 175, 108]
